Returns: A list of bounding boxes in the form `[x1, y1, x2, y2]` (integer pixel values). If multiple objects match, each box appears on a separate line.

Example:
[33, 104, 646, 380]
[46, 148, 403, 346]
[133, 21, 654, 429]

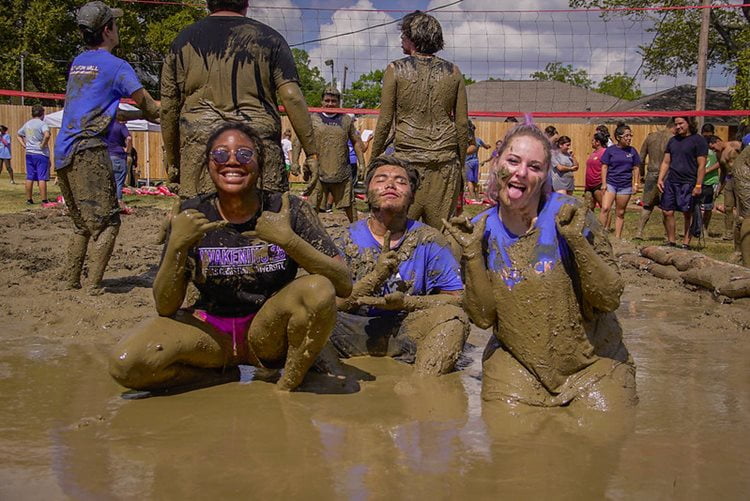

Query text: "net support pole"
[695, 0, 711, 128]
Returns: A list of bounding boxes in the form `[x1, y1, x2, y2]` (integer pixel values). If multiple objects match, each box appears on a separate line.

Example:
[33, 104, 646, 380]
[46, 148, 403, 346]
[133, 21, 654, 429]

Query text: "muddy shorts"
[734, 162, 750, 218]
[401, 157, 462, 229]
[641, 172, 660, 207]
[724, 176, 735, 210]
[57, 146, 120, 237]
[310, 178, 353, 210]
[481, 335, 637, 408]
[328, 311, 416, 363]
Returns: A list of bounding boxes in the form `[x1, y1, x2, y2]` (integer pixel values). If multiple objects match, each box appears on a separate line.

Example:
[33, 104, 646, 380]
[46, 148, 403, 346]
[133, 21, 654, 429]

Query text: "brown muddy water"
[1, 281, 749, 499]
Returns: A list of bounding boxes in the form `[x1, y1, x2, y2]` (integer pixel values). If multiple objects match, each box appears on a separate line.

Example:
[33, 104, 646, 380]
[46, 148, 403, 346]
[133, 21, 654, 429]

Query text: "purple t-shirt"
[665, 133, 708, 185]
[600, 145, 641, 190]
[105, 120, 130, 159]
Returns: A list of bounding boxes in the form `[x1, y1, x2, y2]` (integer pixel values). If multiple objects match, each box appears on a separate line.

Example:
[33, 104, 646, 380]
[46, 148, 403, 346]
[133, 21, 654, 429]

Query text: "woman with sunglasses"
[598, 123, 641, 239]
[109, 122, 352, 395]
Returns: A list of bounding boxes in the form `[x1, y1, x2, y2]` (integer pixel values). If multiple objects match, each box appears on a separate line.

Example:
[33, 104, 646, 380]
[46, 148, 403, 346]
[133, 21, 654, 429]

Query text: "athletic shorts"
[465, 158, 480, 184]
[328, 311, 416, 363]
[25, 154, 50, 181]
[660, 181, 695, 213]
[606, 183, 633, 196]
[700, 184, 716, 211]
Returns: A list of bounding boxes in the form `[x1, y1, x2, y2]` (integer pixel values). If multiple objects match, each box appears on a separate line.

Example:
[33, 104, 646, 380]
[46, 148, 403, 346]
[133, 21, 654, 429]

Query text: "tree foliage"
[568, 0, 750, 108]
[596, 72, 643, 100]
[530, 62, 594, 89]
[292, 49, 327, 107]
[343, 70, 384, 109]
[0, 0, 203, 103]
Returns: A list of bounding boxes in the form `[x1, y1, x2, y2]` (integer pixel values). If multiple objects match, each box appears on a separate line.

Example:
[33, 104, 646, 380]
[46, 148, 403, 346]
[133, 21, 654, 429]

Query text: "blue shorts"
[25, 154, 50, 181]
[660, 181, 695, 213]
[606, 183, 633, 195]
[465, 159, 479, 184]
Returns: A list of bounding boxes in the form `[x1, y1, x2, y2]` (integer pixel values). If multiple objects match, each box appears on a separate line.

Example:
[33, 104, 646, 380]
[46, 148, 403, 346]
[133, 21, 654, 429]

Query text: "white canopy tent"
[45, 103, 161, 185]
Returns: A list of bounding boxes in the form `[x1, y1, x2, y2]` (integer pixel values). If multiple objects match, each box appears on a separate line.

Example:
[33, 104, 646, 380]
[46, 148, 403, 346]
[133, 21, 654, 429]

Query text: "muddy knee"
[293, 274, 336, 311]
[108, 320, 176, 389]
[413, 305, 469, 375]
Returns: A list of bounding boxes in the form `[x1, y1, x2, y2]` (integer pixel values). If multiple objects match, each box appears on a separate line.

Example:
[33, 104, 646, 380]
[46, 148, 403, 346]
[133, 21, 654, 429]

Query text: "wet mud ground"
[1, 207, 749, 499]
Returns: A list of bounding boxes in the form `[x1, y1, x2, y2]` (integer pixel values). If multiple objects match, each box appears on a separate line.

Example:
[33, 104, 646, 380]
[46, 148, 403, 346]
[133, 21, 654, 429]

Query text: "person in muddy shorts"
[109, 123, 352, 394]
[54, 1, 160, 291]
[729, 145, 750, 267]
[445, 123, 637, 410]
[369, 11, 469, 229]
[325, 155, 469, 376]
[160, 0, 319, 197]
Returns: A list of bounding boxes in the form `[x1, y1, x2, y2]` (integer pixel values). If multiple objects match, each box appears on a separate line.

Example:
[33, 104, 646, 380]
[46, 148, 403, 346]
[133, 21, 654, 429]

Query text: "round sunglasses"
[210, 147, 256, 165]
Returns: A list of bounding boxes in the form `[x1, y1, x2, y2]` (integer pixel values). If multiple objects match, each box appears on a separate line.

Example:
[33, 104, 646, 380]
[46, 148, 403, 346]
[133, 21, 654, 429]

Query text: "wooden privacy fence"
[0, 104, 728, 189]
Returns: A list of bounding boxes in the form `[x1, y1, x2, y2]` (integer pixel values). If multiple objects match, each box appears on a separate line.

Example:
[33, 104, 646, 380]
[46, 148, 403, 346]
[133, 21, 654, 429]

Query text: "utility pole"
[324, 59, 335, 87]
[695, 0, 711, 128]
[20, 54, 25, 106]
[342, 65, 349, 97]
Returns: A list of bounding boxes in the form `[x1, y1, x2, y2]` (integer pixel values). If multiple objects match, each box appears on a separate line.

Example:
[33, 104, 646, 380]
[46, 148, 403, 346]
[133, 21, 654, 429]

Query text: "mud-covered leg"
[739, 216, 750, 267]
[63, 232, 89, 289]
[481, 335, 551, 405]
[566, 359, 638, 413]
[636, 207, 653, 239]
[88, 224, 120, 291]
[408, 305, 469, 376]
[109, 311, 235, 391]
[249, 274, 337, 391]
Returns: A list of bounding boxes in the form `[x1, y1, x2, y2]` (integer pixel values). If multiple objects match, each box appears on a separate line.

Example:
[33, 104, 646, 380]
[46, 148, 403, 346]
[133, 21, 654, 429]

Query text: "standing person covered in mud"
[109, 123, 352, 394]
[465, 121, 491, 202]
[291, 87, 366, 223]
[370, 10, 469, 229]
[444, 123, 636, 410]
[726, 145, 750, 267]
[598, 123, 641, 239]
[54, 1, 160, 292]
[635, 119, 675, 240]
[708, 136, 742, 245]
[326, 155, 469, 376]
[160, 0, 318, 198]
[657, 116, 708, 249]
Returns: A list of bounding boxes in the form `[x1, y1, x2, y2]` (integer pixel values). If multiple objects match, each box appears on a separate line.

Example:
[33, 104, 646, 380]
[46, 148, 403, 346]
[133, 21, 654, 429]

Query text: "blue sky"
[248, 0, 734, 96]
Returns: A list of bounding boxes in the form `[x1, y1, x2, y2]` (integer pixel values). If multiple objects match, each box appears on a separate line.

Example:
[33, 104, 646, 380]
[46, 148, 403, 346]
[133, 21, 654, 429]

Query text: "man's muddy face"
[497, 136, 548, 209]
[401, 32, 416, 55]
[207, 130, 260, 196]
[322, 94, 340, 109]
[367, 165, 413, 212]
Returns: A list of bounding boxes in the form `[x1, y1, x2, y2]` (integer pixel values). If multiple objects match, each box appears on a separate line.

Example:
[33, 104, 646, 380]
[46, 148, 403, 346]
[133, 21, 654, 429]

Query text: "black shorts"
[700, 184, 715, 211]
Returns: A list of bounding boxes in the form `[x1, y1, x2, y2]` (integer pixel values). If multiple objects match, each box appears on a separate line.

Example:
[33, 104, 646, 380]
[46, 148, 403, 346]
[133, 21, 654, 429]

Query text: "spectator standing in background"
[0, 125, 14, 184]
[596, 124, 615, 147]
[551, 136, 578, 195]
[708, 136, 742, 246]
[699, 123, 721, 233]
[105, 118, 132, 212]
[657, 116, 707, 249]
[17, 105, 51, 204]
[635, 120, 675, 240]
[598, 123, 641, 239]
[465, 121, 490, 201]
[585, 131, 608, 211]
[544, 126, 559, 146]
[281, 129, 293, 174]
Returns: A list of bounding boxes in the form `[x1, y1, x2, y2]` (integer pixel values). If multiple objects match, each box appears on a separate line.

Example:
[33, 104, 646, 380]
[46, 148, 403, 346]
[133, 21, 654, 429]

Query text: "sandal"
[677, 243, 690, 250]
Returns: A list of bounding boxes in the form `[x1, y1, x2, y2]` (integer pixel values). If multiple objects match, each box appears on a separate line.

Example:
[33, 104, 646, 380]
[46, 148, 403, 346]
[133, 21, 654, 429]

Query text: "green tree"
[530, 62, 594, 89]
[463, 74, 476, 86]
[343, 70, 384, 109]
[292, 49, 327, 107]
[596, 72, 643, 100]
[568, 1, 750, 109]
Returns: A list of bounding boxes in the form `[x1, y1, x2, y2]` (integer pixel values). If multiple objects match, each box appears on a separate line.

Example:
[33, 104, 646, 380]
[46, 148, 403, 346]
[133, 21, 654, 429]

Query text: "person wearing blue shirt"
[465, 121, 490, 201]
[598, 123, 641, 239]
[0, 125, 14, 184]
[325, 155, 469, 376]
[445, 123, 636, 410]
[17, 106, 51, 204]
[55, 1, 159, 292]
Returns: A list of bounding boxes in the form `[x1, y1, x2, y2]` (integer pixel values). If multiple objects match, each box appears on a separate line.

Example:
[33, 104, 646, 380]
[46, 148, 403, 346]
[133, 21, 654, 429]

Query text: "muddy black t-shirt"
[168, 192, 339, 316]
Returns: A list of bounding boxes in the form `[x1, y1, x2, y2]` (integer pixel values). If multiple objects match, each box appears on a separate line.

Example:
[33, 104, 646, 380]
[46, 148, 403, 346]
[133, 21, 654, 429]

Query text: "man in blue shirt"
[55, 1, 159, 292]
[325, 155, 469, 376]
[17, 106, 51, 204]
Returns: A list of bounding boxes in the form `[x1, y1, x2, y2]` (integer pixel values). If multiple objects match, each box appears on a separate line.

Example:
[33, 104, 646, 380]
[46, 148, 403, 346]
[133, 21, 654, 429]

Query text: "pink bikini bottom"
[193, 310, 257, 359]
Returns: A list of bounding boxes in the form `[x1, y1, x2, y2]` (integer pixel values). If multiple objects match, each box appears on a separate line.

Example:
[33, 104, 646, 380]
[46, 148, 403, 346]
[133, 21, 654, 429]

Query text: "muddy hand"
[442, 214, 487, 254]
[374, 230, 400, 277]
[169, 209, 227, 250]
[242, 192, 295, 247]
[555, 202, 587, 245]
[290, 163, 301, 177]
[305, 155, 319, 178]
[382, 291, 406, 310]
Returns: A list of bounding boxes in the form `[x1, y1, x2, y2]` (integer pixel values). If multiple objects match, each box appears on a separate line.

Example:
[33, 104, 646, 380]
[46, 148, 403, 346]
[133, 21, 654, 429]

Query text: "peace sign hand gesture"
[442, 214, 487, 260]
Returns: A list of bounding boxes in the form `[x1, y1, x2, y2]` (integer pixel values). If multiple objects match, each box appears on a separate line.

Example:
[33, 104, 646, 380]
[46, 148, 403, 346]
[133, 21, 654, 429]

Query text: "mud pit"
[1, 208, 749, 498]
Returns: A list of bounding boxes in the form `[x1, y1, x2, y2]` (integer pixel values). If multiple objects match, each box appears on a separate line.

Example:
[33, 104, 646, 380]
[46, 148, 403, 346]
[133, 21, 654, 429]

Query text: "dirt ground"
[1, 205, 749, 498]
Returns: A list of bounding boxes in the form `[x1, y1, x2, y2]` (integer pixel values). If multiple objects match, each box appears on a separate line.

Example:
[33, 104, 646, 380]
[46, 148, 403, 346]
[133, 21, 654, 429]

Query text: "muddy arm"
[278, 82, 318, 157]
[336, 231, 400, 311]
[160, 52, 181, 183]
[290, 137, 302, 176]
[354, 291, 463, 312]
[556, 205, 623, 313]
[454, 72, 469, 167]
[370, 64, 396, 159]
[443, 215, 496, 329]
